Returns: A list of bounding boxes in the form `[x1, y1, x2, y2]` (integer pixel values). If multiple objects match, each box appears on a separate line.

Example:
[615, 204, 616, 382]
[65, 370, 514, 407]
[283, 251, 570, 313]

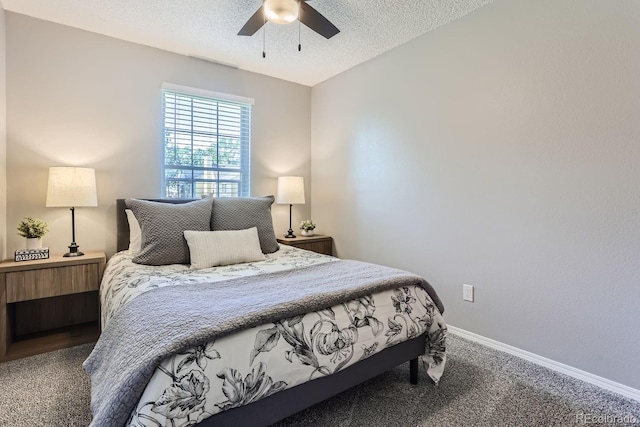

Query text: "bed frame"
[116, 199, 426, 426]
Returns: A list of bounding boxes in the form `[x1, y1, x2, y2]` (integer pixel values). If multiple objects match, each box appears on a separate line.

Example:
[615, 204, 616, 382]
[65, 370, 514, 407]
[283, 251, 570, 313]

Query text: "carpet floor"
[0, 334, 638, 426]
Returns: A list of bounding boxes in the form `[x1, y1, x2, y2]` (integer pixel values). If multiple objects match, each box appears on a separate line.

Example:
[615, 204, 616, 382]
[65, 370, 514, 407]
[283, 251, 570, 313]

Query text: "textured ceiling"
[0, 0, 493, 86]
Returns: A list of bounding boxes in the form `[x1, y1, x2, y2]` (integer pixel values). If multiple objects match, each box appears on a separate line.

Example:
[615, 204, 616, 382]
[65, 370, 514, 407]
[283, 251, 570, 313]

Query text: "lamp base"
[284, 229, 297, 239]
[63, 243, 84, 257]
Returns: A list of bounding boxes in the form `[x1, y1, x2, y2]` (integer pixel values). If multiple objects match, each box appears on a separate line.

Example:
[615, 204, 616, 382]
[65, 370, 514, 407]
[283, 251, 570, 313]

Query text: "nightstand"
[277, 235, 333, 256]
[0, 251, 105, 362]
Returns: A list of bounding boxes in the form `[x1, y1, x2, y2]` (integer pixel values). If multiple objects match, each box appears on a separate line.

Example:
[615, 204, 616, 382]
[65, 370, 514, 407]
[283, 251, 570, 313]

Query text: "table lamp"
[46, 167, 97, 257]
[277, 176, 305, 238]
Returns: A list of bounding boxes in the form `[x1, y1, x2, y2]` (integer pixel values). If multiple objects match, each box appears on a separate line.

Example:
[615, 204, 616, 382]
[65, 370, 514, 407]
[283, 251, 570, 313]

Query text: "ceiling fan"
[238, 0, 340, 40]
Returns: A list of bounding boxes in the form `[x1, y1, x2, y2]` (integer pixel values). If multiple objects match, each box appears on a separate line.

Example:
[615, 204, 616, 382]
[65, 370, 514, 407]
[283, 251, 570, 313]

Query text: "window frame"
[161, 83, 254, 199]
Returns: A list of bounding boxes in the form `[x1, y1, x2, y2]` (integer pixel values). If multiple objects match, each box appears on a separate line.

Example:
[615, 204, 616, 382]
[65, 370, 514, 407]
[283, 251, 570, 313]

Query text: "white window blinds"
[162, 84, 252, 199]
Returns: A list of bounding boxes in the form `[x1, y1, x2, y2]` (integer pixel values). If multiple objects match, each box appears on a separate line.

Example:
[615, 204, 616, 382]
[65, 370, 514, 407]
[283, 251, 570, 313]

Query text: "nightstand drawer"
[6, 263, 101, 303]
[277, 235, 333, 256]
[291, 241, 332, 255]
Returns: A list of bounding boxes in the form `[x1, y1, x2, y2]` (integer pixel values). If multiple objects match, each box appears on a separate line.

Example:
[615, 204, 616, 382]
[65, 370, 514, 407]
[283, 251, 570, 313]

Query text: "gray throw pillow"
[126, 198, 213, 265]
[211, 196, 279, 253]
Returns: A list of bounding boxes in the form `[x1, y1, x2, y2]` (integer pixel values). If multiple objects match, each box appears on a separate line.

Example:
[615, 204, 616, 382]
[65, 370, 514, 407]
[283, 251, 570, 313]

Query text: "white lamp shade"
[46, 167, 98, 207]
[277, 176, 305, 204]
[264, 0, 299, 24]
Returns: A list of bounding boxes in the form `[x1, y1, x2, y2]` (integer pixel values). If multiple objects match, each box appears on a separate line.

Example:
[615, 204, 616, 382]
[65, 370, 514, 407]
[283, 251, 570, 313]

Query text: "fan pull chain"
[298, 17, 301, 51]
[262, 11, 266, 58]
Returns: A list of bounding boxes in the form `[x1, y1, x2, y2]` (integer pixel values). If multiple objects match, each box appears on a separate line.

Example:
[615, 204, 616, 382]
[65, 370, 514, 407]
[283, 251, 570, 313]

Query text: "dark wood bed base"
[201, 338, 424, 427]
[115, 198, 426, 426]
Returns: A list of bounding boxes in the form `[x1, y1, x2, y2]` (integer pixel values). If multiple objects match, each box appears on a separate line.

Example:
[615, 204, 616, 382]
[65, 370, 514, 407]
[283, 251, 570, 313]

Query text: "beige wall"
[0, 7, 6, 260]
[311, 0, 640, 389]
[6, 13, 311, 256]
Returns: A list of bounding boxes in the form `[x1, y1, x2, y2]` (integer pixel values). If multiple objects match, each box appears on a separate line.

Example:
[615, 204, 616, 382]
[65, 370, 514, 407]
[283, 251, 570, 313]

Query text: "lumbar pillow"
[125, 209, 142, 254]
[125, 198, 213, 265]
[211, 196, 279, 253]
[184, 228, 266, 270]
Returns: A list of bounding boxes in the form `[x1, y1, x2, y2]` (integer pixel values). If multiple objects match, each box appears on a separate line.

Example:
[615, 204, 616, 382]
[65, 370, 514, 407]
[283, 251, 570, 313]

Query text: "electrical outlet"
[463, 284, 474, 302]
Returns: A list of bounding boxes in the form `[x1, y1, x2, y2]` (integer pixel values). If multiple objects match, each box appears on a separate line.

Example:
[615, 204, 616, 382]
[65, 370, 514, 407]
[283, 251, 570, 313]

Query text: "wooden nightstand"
[277, 235, 333, 256]
[0, 251, 105, 362]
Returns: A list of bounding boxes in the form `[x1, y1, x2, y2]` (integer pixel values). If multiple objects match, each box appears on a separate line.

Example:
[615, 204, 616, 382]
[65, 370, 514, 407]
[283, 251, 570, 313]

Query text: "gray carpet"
[0, 344, 92, 427]
[0, 334, 638, 426]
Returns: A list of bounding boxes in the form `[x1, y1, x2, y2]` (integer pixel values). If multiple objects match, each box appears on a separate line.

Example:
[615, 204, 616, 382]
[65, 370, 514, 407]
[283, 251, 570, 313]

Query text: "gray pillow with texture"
[126, 198, 213, 265]
[211, 196, 279, 253]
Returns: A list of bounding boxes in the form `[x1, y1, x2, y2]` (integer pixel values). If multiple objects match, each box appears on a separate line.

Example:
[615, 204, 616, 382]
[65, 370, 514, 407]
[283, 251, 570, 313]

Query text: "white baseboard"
[447, 325, 640, 402]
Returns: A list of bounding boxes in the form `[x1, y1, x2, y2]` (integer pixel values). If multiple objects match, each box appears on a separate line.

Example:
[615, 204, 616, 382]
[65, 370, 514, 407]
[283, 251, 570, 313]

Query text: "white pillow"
[184, 228, 266, 270]
[125, 209, 142, 254]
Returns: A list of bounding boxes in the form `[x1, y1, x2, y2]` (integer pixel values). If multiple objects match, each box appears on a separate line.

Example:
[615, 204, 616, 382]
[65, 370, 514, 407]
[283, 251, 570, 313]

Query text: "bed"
[84, 198, 447, 427]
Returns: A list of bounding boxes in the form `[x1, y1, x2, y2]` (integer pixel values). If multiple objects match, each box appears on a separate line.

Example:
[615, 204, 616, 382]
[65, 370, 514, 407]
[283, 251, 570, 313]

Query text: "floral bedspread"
[98, 246, 447, 427]
[101, 245, 339, 328]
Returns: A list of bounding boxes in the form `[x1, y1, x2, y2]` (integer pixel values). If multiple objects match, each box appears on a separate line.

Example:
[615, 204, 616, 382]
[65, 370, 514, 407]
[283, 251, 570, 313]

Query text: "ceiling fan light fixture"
[264, 0, 299, 24]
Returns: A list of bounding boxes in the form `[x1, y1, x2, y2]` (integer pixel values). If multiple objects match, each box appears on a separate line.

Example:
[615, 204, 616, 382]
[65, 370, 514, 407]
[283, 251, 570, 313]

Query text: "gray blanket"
[83, 259, 444, 427]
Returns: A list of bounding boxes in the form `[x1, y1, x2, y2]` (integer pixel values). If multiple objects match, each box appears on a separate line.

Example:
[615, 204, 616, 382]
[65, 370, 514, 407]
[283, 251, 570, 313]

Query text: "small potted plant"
[299, 219, 316, 237]
[17, 217, 49, 249]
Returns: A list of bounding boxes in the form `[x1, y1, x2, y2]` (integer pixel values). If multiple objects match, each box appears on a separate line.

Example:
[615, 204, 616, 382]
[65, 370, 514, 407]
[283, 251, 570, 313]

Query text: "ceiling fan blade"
[238, 7, 265, 36]
[299, 1, 340, 39]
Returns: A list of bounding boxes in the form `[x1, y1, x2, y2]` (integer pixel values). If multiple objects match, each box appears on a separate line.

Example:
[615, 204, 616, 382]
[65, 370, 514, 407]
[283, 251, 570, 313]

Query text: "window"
[162, 83, 253, 199]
